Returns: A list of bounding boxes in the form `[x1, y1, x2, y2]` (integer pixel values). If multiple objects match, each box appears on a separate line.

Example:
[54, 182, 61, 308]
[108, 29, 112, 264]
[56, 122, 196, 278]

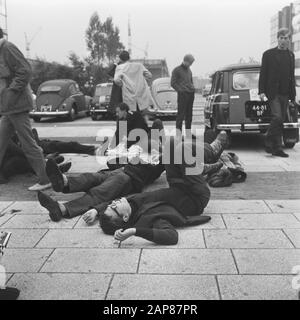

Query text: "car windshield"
[40, 85, 62, 93]
[95, 85, 112, 97]
[233, 71, 260, 90]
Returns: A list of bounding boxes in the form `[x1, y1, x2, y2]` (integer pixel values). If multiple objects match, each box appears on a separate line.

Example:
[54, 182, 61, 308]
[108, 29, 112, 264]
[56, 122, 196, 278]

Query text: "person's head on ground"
[277, 28, 291, 50]
[118, 50, 130, 63]
[98, 198, 132, 235]
[116, 102, 129, 120]
[183, 54, 195, 67]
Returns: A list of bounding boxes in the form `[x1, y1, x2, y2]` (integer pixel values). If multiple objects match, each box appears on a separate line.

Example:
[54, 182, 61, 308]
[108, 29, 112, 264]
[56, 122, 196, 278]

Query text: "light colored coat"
[114, 62, 153, 111]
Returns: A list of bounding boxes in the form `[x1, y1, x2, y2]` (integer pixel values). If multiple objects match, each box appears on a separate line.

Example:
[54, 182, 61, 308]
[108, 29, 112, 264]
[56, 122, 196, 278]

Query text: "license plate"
[245, 102, 270, 118]
[41, 105, 52, 112]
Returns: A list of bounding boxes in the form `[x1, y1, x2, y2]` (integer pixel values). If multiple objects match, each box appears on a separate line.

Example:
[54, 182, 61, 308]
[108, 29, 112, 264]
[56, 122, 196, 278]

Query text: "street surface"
[1, 95, 300, 300]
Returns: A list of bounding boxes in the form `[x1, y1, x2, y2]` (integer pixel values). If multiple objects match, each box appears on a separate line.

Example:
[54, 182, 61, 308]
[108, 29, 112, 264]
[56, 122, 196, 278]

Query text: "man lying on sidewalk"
[82, 135, 221, 245]
[38, 132, 228, 225]
[37, 151, 165, 222]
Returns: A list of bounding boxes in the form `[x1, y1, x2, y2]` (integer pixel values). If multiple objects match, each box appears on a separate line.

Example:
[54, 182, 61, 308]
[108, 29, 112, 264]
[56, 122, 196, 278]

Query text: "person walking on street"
[0, 27, 50, 190]
[171, 54, 195, 135]
[259, 28, 296, 158]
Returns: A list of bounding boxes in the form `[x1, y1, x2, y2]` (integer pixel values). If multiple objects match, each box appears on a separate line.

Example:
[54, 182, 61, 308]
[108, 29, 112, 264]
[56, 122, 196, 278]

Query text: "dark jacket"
[0, 39, 34, 115]
[107, 63, 122, 114]
[171, 63, 195, 93]
[258, 47, 296, 101]
[128, 200, 210, 245]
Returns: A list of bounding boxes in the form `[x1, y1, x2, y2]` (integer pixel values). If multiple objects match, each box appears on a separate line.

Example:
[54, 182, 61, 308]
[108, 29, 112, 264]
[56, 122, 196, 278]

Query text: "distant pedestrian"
[114, 50, 153, 112]
[259, 28, 296, 158]
[171, 54, 195, 134]
[0, 27, 50, 190]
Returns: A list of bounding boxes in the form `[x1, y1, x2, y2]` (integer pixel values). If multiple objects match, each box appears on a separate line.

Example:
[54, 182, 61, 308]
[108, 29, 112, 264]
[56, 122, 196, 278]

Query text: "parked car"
[204, 63, 300, 148]
[30, 79, 91, 122]
[148, 77, 177, 117]
[90, 83, 113, 121]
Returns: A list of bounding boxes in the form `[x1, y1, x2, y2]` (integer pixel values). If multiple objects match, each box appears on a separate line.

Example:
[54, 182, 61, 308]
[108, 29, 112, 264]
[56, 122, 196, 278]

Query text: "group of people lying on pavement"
[36, 102, 247, 245]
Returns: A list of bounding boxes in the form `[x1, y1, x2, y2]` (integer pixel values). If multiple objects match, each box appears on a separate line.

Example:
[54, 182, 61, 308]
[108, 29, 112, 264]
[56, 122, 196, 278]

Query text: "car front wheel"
[284, 141, 295, 149]
[33, 117, 41, 123]
[68, 107, 76, 121]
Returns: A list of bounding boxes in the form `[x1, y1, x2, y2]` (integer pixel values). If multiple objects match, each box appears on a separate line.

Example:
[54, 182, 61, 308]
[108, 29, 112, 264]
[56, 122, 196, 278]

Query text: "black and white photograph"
[0, 0, 300, 305]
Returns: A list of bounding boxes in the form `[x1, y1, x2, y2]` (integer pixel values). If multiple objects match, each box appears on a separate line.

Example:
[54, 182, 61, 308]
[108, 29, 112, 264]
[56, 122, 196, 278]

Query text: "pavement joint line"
[281, 229, 297, 248]
[33, 229, 50, 248]
[0, 201, 14, 214]
[220, 214, 228, 229]
[136, 249, 143, 274]
[202, 230, 207, 249]
[37, 248, 56, 273]
[0, 214, 16, 227]
[293, 213, 300, 222]
[230, 249, 240, 275]
[104, 274, 115, 301]
[215, 275, 222, 301]
[264, 200, 275, 213]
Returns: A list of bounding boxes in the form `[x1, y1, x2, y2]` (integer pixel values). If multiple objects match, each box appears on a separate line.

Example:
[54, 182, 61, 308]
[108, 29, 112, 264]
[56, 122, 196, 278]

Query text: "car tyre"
[68, 107, 76, 121]
[284, 141, 295, 149]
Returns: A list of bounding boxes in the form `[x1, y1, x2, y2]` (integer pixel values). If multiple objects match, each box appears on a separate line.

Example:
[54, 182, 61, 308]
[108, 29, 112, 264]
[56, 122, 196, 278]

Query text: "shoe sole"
[46, 159, 64, 192]
[37, 191, 62, 222]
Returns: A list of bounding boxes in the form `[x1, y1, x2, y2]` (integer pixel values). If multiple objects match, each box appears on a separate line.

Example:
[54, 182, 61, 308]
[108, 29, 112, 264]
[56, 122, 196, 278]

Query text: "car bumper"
[30, 111, 69, 117]
[148, 109, 177, 117]
[216, 123, 300, 130]
[90, 109, 108, 114]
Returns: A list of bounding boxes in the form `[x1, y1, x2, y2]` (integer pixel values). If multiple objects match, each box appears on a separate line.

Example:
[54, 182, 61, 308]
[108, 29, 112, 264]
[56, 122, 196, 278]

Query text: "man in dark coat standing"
[171, 54, 195, 135]
[259, 28, 296, 157]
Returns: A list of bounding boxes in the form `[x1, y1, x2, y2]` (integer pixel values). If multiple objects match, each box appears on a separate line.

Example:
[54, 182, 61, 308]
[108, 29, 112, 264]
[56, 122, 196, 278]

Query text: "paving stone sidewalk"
[1, 197, 300, 300]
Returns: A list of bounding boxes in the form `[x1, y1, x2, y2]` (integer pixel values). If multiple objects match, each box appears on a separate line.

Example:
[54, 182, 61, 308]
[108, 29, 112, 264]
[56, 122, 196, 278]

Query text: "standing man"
[259, 28, 296, 158]
[0, 28, 50, 190]
[114, 50, 153, 112]
[171, 54, 195, 135]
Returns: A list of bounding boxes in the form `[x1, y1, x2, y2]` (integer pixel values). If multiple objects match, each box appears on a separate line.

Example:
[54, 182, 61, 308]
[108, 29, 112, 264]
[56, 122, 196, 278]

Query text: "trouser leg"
[10, 112, 49, 184]
[0, 116, 15, 170]
[176, 92, 186, 132]
[41, 140, 95, 155]
[64, 171, 133, 218]
[67, 171, 113, 193]
[185, 92, 194, 130]
[266, 95, 287, 152]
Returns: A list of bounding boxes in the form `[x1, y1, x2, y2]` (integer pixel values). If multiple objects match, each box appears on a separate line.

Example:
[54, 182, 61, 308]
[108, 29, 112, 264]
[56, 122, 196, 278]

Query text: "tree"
[85, 12, 124, 66]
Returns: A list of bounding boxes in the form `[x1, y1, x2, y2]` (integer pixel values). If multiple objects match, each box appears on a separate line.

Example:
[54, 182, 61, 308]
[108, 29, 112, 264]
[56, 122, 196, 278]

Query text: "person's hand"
[82, 209, 98, 225]
[259, 93, 267, 101]
[114, 228, 136, 242]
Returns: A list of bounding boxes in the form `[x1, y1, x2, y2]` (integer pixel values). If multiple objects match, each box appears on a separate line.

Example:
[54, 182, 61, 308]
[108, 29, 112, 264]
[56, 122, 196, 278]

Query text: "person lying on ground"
[0, 137, 71, 184]
[37, 149, 165, 222]
[78, 132, 229, 229]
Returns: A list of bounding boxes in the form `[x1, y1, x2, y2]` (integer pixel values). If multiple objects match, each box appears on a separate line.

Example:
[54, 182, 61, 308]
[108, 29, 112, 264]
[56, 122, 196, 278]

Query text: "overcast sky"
[4, 0, 293, 76]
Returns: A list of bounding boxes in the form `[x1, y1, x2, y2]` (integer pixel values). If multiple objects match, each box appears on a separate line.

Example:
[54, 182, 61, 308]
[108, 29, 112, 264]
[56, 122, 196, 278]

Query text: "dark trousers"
[40, 140, 95, 155]
[176, 92, 195, 131]
[266, 95, 289, 151]
[0, 112, 48, 184]
[64, 169, 133, 218]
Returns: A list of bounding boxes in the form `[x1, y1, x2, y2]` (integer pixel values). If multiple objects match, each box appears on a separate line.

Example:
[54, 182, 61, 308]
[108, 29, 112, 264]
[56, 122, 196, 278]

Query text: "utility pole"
[0, 0, 8, 38]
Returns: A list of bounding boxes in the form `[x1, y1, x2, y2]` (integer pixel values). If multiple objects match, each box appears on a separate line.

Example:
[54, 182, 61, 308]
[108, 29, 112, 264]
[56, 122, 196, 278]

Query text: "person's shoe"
[37, 191, 63, 222]
[272, 150, 289, 158]
[46, 158, 65, 192]
[46, 153, 65, 165]
[0, 287, 20, 300]
[59, 161, 72, 174]
[0, 172, 8, 184]
[31, 128, 40, 145]
[202, 161, 223, 175]
[28, 183, 52, 191]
